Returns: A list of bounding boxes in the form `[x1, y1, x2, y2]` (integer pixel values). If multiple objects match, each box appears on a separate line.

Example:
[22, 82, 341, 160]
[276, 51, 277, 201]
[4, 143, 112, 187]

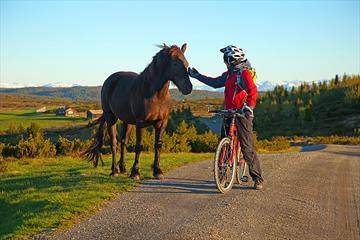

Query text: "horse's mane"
[139, 44, 182, 84]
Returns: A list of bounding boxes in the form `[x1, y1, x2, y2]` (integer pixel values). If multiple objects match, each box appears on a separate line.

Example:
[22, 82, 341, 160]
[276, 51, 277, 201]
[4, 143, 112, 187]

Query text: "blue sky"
[0, 0, 359, 87]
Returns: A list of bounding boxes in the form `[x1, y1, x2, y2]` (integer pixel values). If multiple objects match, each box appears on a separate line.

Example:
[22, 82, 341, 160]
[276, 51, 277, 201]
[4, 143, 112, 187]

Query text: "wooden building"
[87, 110, 103, 120]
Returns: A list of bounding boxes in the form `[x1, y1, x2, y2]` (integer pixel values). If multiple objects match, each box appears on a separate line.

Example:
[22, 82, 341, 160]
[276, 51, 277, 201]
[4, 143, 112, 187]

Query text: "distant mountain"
[0, 86, 102, 101]
[0, 82, 81, 88]
[0, 86, 223, 101]
[42, 83, 81, 88]
[191, 80, 310, 92]
[0, 83, 43, 88]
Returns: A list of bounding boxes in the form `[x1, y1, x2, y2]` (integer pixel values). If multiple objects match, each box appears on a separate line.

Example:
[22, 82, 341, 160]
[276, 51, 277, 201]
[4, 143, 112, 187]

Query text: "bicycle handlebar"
[208, 109, 245, 117]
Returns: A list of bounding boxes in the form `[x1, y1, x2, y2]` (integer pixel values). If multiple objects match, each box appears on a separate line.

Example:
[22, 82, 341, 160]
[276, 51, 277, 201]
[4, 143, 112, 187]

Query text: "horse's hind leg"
[106, 114, 119, 176]
[119, 123, 132, 174]
[130, 121, 144, 181]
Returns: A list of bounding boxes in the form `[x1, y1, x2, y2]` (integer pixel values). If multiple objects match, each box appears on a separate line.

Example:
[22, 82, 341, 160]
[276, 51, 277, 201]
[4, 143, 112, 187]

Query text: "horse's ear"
[154, 43, 169, 49]
[181, 43, 187, 53]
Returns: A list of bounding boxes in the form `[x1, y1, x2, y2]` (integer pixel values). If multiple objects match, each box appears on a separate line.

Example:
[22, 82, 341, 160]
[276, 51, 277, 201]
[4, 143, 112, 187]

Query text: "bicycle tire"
[214, 137, 237, 193]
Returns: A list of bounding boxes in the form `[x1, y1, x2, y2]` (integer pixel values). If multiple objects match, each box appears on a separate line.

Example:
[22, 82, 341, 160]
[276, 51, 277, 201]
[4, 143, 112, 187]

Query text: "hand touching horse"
[83, 44, 192, 180]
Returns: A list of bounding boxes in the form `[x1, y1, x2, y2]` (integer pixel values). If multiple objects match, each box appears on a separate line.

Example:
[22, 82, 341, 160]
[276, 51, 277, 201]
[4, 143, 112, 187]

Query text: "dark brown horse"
[84, 44, 192, 180]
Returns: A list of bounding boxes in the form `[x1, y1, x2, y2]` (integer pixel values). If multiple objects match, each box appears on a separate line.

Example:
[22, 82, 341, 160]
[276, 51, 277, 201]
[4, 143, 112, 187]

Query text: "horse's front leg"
[130, 121, 143, 181]
[119, 123, 132, 174]
[153, 120, 167, 179]
[108, 123, 119, 176]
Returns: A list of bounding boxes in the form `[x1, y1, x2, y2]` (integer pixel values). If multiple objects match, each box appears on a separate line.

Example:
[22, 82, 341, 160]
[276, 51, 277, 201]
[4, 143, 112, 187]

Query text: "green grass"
[0, 152, 212, 240]
[0, 109, 88, 132]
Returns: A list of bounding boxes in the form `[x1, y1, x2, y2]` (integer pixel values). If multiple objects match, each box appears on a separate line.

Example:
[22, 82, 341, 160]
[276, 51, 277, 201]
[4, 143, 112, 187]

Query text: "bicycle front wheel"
[214, 137, 236, 193]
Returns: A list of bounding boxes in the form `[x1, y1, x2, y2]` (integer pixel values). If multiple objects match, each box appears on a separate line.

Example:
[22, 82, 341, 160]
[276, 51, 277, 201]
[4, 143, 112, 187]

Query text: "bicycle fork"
[229, 117, 237, 167]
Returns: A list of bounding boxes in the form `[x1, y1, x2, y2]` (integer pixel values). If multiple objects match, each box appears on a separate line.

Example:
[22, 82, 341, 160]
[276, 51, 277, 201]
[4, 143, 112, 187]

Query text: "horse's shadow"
[133, 177, 254, 195]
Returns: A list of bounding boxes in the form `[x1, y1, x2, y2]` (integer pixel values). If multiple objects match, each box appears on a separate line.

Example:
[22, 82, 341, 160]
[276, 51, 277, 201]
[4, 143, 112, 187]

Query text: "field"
[0, 152, 213, 240]
[0, 110, 88, 133]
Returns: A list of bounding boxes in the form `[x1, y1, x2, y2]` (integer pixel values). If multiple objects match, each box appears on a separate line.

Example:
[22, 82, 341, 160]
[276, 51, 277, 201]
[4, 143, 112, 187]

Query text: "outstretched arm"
[188, 67, 227, 88]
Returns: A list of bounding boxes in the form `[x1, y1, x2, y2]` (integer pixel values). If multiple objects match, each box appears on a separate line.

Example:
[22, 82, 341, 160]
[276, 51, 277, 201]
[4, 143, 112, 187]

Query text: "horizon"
[1, 0, 359, 87]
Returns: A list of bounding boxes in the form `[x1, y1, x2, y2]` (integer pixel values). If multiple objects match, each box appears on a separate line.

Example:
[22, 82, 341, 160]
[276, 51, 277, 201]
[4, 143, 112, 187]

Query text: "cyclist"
[188, 45, 264, 190]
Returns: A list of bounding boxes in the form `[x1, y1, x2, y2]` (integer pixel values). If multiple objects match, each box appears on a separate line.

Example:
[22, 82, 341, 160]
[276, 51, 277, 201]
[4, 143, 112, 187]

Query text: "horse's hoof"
[130, 174, 141, 181]
[120, 167, 127, 174]
[110, 172, 119, 177]
[154, 173, 164, 180]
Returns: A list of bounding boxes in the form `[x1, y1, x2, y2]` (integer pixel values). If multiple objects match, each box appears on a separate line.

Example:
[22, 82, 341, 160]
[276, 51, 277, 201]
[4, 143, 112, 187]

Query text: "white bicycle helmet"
[220, 45, 246, 65]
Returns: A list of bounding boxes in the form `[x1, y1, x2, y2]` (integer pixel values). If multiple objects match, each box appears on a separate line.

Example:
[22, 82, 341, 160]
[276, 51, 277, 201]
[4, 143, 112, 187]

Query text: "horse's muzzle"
[181, 84, 193, 95]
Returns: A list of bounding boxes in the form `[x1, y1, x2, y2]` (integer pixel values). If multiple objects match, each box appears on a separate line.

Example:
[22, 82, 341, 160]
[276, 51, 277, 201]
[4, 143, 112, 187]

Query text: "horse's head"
[163, 44, 193, 95]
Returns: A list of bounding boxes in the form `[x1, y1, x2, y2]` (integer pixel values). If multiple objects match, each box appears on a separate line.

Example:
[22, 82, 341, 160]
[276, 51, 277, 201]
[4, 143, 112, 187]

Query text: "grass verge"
[257, 146, 302, 154]
[0, 152, 212, 240]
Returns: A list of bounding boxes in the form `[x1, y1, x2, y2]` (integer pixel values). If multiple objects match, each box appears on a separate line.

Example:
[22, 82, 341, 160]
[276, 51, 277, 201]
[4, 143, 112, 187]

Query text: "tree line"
[253, 74, 360, 138]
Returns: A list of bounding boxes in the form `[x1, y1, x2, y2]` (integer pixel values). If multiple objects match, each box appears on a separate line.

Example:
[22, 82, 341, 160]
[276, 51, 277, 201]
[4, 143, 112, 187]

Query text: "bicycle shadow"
[133, 177, 255, 195]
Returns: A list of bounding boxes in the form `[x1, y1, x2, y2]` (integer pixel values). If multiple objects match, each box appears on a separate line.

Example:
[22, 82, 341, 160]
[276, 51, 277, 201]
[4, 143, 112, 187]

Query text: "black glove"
[188, 67, 200, 79]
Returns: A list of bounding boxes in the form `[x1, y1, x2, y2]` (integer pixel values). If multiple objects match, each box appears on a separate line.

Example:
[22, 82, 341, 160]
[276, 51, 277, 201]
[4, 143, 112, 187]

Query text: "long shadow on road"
[131, 177, 218, 195]
[133, 177, 255, 195]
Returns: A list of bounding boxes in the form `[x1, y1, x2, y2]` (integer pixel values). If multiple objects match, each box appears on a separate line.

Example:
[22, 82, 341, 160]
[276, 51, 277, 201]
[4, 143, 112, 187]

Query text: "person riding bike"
[188, 45, 264, 190]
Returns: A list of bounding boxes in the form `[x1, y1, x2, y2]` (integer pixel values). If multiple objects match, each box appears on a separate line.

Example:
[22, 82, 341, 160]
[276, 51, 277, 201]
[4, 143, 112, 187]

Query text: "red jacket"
[197, 69, 258, 109]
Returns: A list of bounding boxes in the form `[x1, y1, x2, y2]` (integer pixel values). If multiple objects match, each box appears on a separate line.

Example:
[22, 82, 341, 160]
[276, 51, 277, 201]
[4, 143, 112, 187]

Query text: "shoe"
[254, 180, 263, 190]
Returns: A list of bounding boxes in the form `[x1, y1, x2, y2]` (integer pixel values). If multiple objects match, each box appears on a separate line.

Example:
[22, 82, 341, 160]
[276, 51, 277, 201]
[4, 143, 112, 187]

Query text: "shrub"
[6, 123, 25, 135]
[1, 144, 20, 158]
[25, 122, 42, 138]
[0, 159, 7, 172]
[56, 136, 92, 156]
[254, 134, 290, 152]
[161, 132, 176, 153]
[171, 121, 195, 153]
[191, 131, 219, 152]
[0, 142, 4, 160]
[17, 132, 56, 158]
[292, 135, 360, 145]
[56, 136, 74, 156]
[73, 138, 92, 153]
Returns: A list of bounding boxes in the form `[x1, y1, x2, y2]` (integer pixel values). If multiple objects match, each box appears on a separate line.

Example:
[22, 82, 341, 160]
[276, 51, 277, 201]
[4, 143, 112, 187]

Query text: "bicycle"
[209, 109, 249, 193]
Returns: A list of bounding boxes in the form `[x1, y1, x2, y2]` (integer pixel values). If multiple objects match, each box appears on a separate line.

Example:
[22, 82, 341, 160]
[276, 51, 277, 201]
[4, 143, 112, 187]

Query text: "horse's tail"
[82, 115, 106, 167]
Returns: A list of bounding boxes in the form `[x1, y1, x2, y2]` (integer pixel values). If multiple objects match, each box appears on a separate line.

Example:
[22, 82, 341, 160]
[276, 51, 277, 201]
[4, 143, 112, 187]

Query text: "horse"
[83, 43, 192, 180]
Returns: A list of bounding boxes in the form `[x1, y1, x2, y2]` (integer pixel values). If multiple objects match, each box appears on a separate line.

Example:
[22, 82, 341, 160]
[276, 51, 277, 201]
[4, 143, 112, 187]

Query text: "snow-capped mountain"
[0, 82, 81, 88]
[256, 80, 304, 91]
[190, 80, 306, 92]
[42, 83, 81, 88]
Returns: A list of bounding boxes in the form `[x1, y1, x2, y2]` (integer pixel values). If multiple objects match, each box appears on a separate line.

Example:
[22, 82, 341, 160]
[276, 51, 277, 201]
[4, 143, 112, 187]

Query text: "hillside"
[0, 86, 223, 101]
[253, 74, 360, 138]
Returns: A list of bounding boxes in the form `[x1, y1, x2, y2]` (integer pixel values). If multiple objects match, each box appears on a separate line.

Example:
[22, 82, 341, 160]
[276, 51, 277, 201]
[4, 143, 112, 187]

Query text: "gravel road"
[53, 144, 360, 240]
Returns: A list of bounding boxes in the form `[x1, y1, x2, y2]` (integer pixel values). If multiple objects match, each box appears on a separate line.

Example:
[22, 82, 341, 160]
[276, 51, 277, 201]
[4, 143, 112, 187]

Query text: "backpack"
[236, 68, 257, 93]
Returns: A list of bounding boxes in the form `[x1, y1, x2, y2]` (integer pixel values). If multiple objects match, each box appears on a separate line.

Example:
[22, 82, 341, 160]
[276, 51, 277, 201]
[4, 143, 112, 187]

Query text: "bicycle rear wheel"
[214, 137, 236, 193]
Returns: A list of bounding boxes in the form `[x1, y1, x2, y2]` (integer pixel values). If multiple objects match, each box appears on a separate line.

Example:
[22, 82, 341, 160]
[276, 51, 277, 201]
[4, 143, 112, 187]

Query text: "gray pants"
[221, 112, 264, 182]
